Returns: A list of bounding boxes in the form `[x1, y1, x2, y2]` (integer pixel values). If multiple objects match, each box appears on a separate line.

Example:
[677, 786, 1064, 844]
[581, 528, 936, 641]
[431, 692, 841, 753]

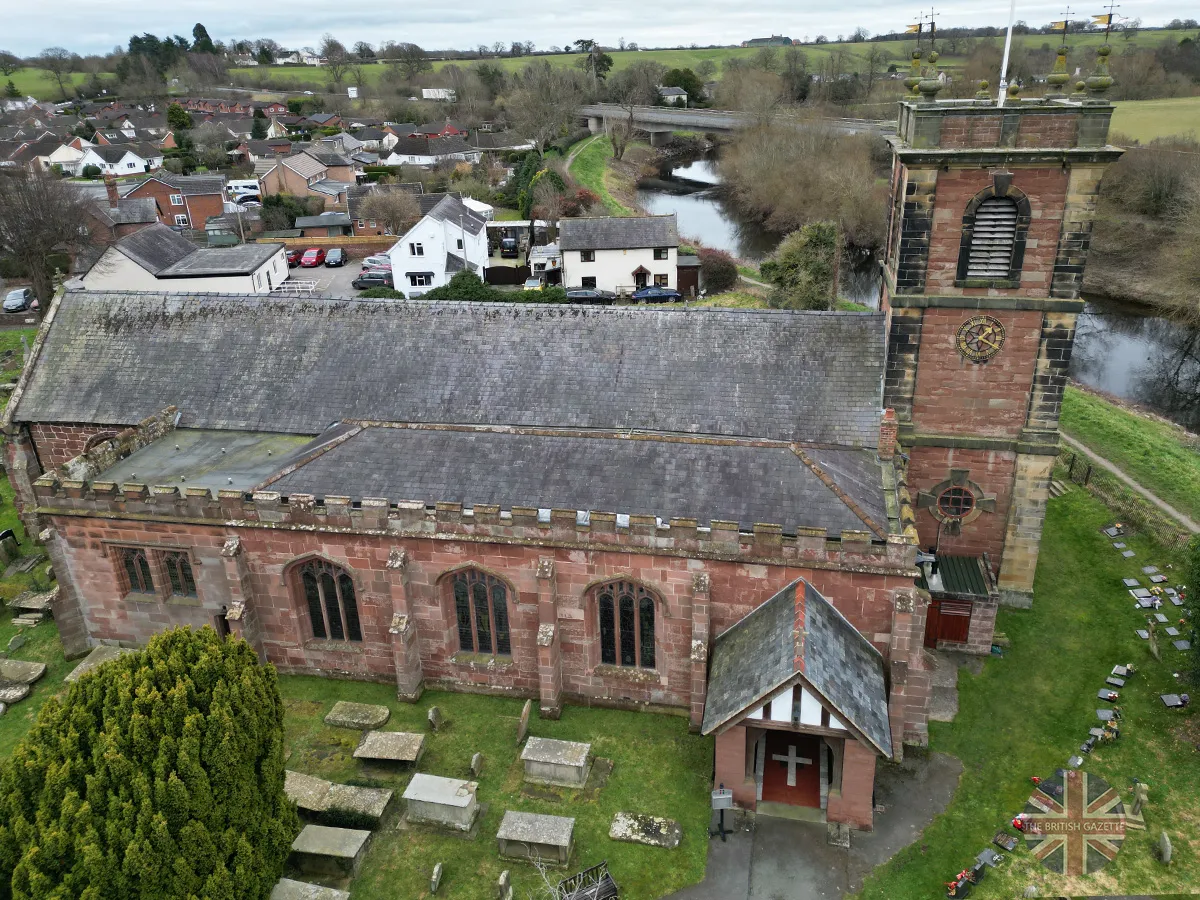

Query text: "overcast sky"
[4, 0, 1193, 57]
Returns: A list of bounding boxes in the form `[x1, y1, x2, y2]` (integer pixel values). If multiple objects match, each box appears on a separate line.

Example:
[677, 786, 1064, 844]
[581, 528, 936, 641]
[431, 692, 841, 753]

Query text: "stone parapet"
[895, 97, 1116, 152]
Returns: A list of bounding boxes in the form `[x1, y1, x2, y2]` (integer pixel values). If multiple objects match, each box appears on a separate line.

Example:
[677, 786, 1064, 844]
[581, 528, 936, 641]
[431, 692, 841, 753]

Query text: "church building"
[2, 73, 1120, 833]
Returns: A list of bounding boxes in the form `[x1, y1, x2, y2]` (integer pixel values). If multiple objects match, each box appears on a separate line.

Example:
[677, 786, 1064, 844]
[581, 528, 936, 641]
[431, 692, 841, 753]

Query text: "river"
[636, 152, 1199, 431]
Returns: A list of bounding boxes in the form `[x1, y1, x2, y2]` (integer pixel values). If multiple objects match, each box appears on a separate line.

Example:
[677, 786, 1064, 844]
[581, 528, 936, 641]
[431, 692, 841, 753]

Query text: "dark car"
[324, 248, 346, 267]
[632, 285, 682, 303]
[499, 237, 519, 259]
[286, 249, 302, 267]
[3, 288, 36, 313]
[300, 248, 326, 267]
[352, 270, 394, 290]
[565, 288, 616, 304]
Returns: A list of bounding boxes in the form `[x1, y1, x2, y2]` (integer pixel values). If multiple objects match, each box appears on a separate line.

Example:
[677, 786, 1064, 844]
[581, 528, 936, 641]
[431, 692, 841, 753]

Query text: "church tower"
[882, 49, 1123, 606]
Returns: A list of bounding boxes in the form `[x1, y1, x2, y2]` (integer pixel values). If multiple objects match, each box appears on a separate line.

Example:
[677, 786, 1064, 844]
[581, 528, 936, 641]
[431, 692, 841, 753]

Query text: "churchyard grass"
[278, 678, 712, 900]
[854, 487, 1198, 900]
[1059, 384, 1200, 523]
[1111, 96, 1200, 143]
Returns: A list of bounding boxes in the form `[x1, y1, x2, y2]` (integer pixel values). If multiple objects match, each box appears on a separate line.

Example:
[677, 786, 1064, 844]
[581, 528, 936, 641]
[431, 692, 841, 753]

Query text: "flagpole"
[997, 0, 1018, 106]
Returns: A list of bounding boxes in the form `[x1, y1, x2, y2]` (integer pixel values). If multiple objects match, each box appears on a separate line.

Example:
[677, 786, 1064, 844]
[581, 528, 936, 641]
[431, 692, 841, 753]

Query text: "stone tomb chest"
[402, 773, 480, 831]
[496, 810, 575, 865]
[521, 737, 592, 788]
[289, 824, 372, 878]
[270, 878, 351, 900]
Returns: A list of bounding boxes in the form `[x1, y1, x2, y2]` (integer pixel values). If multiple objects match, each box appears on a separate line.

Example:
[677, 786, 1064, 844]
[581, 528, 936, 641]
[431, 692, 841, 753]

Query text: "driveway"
[669, 751, 963, 900]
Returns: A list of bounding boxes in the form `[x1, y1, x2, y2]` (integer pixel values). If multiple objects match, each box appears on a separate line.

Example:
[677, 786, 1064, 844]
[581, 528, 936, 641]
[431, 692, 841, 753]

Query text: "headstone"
[1112, 664, 1130, 677]
[1096, 708, 1114, 721]
[1023, 887, 1038, 899]
[65, 645, 128, 683]
[497, 869, 512, 900]
[1155, 613, 1169, 624]
[993, 831, 1018, 852]
[0, 683, 30, 704]
[1098, 689, 1118, 701]
[1159, 831, 1172, 864]
[1130, 588, 1152, 599]
[1122, 578, 1140, 588]
[1132, 781, 1149, 815]
[1173, 640, 1192, 651]
[609, 812, 683, 849]
[496, 810, 574, 865]
[427, 705, 443, 731]
[1112, 541, 1126, 549]
[975, 848, 1002, 868]
[517, 699, 531, 744]
[289, 824, 372, 878]
[521, 737, 593, 788]
[402, 773, 480, 831]
[430, 862, 444, 895]
[0, 702, 6, 717]
[6, 634, 25, 652]
[269, 877, 351, 900]
[324, 701, 390, 730]
[1067, 755, 1084, 768]
[471, 752, 485, 778]
[353, 730, 426, 766]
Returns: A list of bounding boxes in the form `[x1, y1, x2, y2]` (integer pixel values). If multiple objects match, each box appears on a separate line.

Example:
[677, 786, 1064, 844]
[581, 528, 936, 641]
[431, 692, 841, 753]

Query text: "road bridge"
[578, 104, 894, 144]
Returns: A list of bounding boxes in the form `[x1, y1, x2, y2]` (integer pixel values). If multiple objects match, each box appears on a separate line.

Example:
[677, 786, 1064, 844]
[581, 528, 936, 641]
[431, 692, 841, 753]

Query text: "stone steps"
[1048, 479, 1070, 498]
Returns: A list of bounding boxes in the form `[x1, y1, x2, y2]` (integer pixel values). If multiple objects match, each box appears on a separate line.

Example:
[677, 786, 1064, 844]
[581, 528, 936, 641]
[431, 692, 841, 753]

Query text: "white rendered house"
[559, 215, 679, 294]
[386, 196, 489, 297]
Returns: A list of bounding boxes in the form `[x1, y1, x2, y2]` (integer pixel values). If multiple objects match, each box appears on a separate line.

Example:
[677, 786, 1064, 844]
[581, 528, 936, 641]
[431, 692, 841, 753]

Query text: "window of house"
[410, 242, 424, 256]
[174, 214, 189, 226]
[357, 219, 364, 228]
[653, 248, 669, 260]
[163, 551, 197, 598]
[580, 250, 595, 262]
[127, 162, 136, 169]
[451, 569, 511, 656]
[595, 581, 657, 669]
[170, 193, 184, 206]
[368, 220, 376, 228]
[456, 238, 464, 250]
[581, 276, 597, 288]
[295, 559, 363, 642]
[120, 547, 155, 595]
[965, 197, 1019, 279]
[654, 274, 669, 287]
[408, 273, 433, 287]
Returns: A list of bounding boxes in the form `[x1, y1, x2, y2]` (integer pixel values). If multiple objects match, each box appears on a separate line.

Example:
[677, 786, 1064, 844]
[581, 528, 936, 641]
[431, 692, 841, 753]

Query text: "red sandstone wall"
[29, 423, 125, 469]
[825, 740, 877, 829]
[714, 727, 754, 809]
[910, 308, 1043, 440]
[938, 115, 1002, 149]
[907, 447, 1016, 565]
[925, 168, 1067, 297]
[47, 516, 912, 711]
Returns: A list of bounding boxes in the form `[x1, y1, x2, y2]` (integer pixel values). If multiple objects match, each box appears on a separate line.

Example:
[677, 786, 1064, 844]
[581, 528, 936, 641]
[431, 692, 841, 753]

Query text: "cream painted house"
[559, 215, 679, 294]
[386, 195, 488, 297]
[82, 224, 288, 294]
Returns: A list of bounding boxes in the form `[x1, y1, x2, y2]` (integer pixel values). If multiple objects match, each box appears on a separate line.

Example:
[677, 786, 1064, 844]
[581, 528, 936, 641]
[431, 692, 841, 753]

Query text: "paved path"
[1060, 433, 1200, 533]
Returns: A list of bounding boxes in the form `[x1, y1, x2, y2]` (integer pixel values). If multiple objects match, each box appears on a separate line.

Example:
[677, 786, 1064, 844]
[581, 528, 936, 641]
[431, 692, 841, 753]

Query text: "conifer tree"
[0, 628, 299, 900]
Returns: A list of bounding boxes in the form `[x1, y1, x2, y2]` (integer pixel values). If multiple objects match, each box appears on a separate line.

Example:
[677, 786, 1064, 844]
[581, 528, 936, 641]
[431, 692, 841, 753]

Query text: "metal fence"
[1057, 447, 1193, 551]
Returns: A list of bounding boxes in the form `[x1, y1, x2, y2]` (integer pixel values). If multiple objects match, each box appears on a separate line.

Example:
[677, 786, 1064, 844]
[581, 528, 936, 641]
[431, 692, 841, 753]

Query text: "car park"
[324, 248, 347, 267]
[565, 288, 616, 304]
[352, 270, 394, 290]
[2, 287, 36, 313]
[632, 285, 682, 302]
[300, 248, 326, 267]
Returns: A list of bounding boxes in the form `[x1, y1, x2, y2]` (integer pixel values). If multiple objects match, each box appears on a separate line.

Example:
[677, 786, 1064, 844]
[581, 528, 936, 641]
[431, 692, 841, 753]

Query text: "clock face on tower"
[955, 315, 1006, 363]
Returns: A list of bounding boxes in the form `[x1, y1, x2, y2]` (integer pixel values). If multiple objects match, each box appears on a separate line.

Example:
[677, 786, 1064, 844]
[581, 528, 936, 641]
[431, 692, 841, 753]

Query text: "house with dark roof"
[560, 215, 679, 294]
[125, 172, 226, 229]
[80, 223, 288, 293]
[467, 131, 535, 152]
[381, 135, 482, 167]
[385, 195, 487, 295]
[78, 177, 161, 239]
[346, 183, 459, 237]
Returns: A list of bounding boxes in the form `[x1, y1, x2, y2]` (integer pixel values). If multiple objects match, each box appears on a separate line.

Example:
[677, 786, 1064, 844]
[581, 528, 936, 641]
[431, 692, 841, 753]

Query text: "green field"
[4, 67, 100, 101]
[1111, 95, 1200, 142]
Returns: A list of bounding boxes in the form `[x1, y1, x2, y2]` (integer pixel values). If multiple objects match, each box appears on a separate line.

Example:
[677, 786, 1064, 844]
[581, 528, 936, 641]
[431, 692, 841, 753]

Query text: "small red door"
[937, 600, 973, 644]
[924, 599, 942, 648]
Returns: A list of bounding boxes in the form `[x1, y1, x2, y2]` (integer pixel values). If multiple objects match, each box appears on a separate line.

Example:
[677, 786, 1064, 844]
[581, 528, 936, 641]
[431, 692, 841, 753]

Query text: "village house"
[658, 86, 688, 106]
[421, 88, 456, 102]
[257, 148, 355, 209]
[295, 212, 354, 238]
[468, 131, 535, 153]
[382, 136, 482, 167]
[80, 223, 288, 293]
[386, 194, 488, 295]
[560, 215, 679, 294]
[346, 183, 460, 237]
[75, 177, 161, 241]
[73, 142, 164, 177]
[125, 173, 226, 229]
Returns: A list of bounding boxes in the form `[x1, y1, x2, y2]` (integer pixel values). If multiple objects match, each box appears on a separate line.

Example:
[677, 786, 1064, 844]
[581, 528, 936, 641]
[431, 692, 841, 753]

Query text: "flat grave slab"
[270, 878, 351, 900]
[285, 770, 332, 814]
[1097, 709, 1115, 721]
[1112, 665, 1131, 677]
[497, 810, 574, 864]
[0, 659, 46, 685]
[976, 848, 1002, 868]
[1112, 542, 1126, 549]
[324, 701, 390, 730]
[1165, 627, 1180, 637]
[403, 773, 479, 831]
[289, 824, 372, 878]
[0, 684, 30, 704]
[1067, 755, 1084, 768]
[609, 812, 682, 849]
[1142, 566, 1159, 575]
[353, 730, 425, 765]
[1122, 578, 1140, 588]
[1150, 575, 1168, 584]
[1136, 630, 1149, 640]
[7, 588, 55, 613]
[65, 645, 129, 683]
[521, 737, 592, 788]
[326, 784, 393, 828]
[1170, 595, 1183, 607]
[1103, 525, 1125, 538]
[1174, 640, 1192, 651]
[1098, 689, 1119, 701]
[1122, 550, 1136, 558]
[1089, 728, 1106, 738]
[1136, 598, 1154, 609]
[1160, 694, 1186, 709]
[1130, 588, 1152, 600]
[1155, 613, 1169, 624]
[1106, 677, 1125, 688]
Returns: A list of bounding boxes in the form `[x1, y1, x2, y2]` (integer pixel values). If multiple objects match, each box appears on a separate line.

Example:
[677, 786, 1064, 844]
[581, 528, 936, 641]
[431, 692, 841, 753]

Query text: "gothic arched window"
[450, 569, 511, 656]
[294, 559, 362, 642]
[595, 581, 657, 669]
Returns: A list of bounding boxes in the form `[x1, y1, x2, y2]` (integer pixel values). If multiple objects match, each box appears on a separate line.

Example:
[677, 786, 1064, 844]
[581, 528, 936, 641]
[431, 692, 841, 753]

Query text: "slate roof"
[295, 213, 352, 228]
[304, 146, 353, 167]
[659, 87, 689, 96]
[354, 127, 385, 141]
[386, 136, 474, 158]
[468, 131, 532, 150]
[560, 215, 679, 251]
[265, 426, 885, 534]
[96, 198, 159, 226]
[309, 179, 351, 197]
[282, 153, 326, 180]
[158, 243, 282, 277]
[427, 195, 487, 235]
[156, 173, 225, 195]
[15, 294, 887, 449]
[701, 579, 893, 757]
[113, 224, 197, 274]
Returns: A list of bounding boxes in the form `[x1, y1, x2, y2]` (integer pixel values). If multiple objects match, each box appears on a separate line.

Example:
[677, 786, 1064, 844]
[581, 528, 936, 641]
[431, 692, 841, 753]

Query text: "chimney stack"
[878, 408, 898, 461]
[104, 175, 119, 206]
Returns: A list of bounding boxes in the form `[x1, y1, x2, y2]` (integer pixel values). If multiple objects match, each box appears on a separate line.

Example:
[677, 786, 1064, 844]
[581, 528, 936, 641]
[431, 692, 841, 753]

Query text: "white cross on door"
[771, 744, 812, 787]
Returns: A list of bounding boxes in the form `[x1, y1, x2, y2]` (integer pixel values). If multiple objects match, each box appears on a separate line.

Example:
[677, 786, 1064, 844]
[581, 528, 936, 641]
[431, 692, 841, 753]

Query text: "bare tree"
[605, 61, 665, 160]
[353, 41, 375, 60]
[695, 59, 717, 80]
[190, 120, 233, 150]
[321, 33, 350, 87]
[380, 42, 431, 81]
[533, 175, 568, 241]
[359, 188, 420, 235]
[507, 62, 586, 157]
[862, 46, 892, 96]
[0, 51, 21, 77]
[0, 172, 97, 313]
[38, 47, 75, 100]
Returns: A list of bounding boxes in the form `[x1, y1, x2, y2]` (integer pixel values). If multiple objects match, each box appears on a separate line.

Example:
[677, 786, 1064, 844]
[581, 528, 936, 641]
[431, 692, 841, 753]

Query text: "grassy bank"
[1059, 384, 1200, 524]
[567, 135, 637, 216]
[1111, 96, 1200, 143]
[855, 487, 1197, 899]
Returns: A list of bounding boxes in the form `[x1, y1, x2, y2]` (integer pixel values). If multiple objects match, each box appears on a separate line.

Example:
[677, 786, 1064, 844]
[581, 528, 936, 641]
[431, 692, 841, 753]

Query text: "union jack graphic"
[1023, 770, 1126, 875]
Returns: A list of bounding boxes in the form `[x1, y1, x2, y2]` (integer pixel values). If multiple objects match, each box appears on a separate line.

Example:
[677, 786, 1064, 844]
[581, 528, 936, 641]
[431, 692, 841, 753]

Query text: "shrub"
[762, 222, 840, 310]
[81, 164, 102, 179]
[0, 628, 298, 900]
[358, 287, 405, 299]
[698, 247, 738, 293]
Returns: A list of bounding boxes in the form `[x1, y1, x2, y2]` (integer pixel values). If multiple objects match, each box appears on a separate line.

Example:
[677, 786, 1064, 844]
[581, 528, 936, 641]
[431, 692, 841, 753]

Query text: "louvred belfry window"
[966, 197, 1018, 278]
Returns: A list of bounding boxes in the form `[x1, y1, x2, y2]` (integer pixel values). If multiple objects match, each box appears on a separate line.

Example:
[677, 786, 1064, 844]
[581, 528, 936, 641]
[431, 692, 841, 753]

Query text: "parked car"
[352, 270, 394, 290]
[324, 248, 346, 267]
[236, 199, 261, 209]
[523, 277, 544, 291]
[300, 248, 326, 267]
[565, 288, 616, 304]
[632, 285, 682, 303]
[499, 237, 519, 259]
[3, 288, 35, 313]
[286, 249, 302, 267]
[361, 255, 392, 270]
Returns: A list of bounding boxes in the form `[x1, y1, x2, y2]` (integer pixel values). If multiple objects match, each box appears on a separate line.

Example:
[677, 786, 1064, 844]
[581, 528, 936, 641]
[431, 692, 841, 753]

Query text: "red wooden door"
[937, 600, 973, 644]
[924, 600, 942, 648]
[761, 731, 821, 808]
